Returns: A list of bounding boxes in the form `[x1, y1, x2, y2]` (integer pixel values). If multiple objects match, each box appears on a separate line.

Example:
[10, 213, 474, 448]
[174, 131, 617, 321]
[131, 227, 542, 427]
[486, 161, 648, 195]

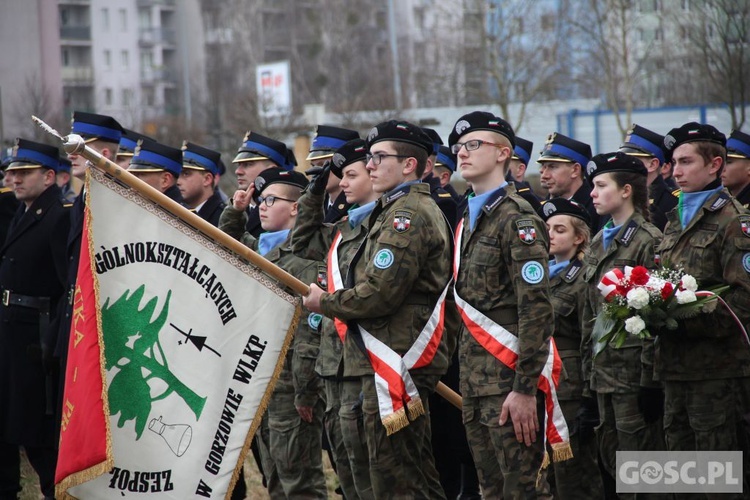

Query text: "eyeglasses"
[451, 139, 507, 155]
[365, 153, 410, 165]
[257, 195, 295, 207]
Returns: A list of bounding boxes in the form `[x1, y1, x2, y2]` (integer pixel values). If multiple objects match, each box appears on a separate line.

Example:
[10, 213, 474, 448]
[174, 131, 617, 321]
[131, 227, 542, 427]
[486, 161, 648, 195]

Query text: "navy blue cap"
[664, 122, 726, 154]
[538, 133, 591, 167]
[71, 111, 123, 143]
[7, 138, 60, 172]
[118, 129, 154, 157]
[128, 139, 183, 176]
[182, 141, 221, 175]
[307, 125, 359, 161]
[449, 111, 515, 148]
[512, 136, 533, 165]
[586, 151, 647, 180]
[541, 197, 591, 226]
[58, 156, 72, 173]
[366, 120, 433, 155]
[233, 131, 293, 170]
[619, 124, 665, 165]
[726, 130, 750, 159]
[420, 127, 443, 155]
[435, 145, 457, 172]
[330, 138, 368, 178]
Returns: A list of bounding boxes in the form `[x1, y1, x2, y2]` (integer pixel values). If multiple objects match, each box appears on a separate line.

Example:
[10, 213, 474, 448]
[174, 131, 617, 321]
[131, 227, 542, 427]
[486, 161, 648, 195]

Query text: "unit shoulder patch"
[515, 219, 537, 245]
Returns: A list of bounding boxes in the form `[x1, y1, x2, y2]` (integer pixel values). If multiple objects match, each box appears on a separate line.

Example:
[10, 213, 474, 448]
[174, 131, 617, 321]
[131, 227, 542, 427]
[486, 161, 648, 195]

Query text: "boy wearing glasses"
[304, 120, 454, 499]
[220, 168, 328, 499]
[449, 111, 561, 498]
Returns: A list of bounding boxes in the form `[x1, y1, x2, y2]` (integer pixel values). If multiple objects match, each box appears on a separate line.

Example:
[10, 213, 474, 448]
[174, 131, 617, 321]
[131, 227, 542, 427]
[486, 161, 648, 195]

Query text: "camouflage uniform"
[219, 207, 327, 499]
[291, 189, 373, 499]
[656, 187, 750, 500]
[581, 212, 666, 497]
[320, 182, 453, 499]
[548, 257, 605, 499]
[455, 184, 554, 499]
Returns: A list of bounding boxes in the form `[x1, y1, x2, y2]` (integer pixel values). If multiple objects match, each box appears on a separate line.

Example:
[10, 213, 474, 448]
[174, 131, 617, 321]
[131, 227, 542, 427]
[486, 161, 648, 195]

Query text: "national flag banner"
[56, 168, 301, 499]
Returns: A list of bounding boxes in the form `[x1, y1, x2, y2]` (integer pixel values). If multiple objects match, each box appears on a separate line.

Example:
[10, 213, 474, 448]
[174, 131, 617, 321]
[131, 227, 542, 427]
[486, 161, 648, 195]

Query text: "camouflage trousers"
[338, 377, 374, 499]
[550, 399, 605, 499]
[596, 391, 668, 500]
[665, 378, 744, 500]
[256, 390, 327, 499]
[361, 373, 446, 499]
[324, 378, 367, 499]
[463, 392, 546, 499]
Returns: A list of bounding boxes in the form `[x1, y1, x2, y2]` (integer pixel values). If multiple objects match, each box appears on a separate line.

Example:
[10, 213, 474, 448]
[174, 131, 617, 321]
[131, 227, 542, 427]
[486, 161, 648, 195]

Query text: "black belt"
[2, 290, 50, 311]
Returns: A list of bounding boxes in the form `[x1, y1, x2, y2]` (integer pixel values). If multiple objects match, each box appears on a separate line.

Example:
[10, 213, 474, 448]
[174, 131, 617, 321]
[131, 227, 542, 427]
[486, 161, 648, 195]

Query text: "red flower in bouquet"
[660, 282, 674, 301]
[630, 266, 649, 286]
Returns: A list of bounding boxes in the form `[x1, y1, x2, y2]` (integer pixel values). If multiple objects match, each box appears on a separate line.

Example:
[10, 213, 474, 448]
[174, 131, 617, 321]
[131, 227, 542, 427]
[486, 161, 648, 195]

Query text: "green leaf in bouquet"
[665, 317, 678, 330]
[592, 314, 618, 358]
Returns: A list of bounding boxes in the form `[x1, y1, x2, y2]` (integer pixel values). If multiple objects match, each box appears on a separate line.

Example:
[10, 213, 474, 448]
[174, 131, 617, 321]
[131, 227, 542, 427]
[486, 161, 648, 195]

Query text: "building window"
[119, 8, 127, 31]
[121, 50, 129, 69]
[144, 88, 155, 107]
[104, 88, 113, 106]
[60, 9, 70, 26]
[102, 8, 109, 30]
[122, 88, 133, 106]
[61, 48, 70, 67]
[682, 0, 690, 10]
[104, 50, 111, 70]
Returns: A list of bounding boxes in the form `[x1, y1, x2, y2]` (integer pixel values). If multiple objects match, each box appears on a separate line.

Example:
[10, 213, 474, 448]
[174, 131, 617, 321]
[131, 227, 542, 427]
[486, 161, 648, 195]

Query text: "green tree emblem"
[102, 285, 207, 439]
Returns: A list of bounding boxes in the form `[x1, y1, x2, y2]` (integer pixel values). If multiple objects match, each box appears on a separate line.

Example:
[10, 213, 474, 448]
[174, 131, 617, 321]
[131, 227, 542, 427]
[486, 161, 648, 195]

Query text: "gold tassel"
[382, 408, 410, 436]
[541, 450, 550, 469]
[551, 442, 574, 462]
[407, 397, 425, 421]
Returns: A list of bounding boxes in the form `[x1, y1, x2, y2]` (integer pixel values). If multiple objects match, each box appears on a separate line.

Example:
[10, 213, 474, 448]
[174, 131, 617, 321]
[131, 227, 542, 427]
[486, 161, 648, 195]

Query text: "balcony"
[137, 0, 175, 8]
[58, 0, 91, 4]
[61, 66, 94, 85]
[139, 27, 176, 47]
[60, 25, 91, 41]
[140, 67, 176, 84]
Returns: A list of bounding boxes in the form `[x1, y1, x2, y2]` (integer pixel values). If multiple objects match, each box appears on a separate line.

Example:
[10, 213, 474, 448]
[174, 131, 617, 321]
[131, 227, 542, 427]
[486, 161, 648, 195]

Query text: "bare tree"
[11, 72, 64, 144]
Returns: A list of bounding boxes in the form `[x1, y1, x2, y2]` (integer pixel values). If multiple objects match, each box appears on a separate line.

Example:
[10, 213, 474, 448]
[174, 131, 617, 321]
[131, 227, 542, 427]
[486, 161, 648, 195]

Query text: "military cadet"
[656, 124, 750, 500]
[540, 198, 605, 499]
[619, 124, 679, 231]
[504, 136, 543, 215]
[448, 111, 559, 499]
[292, 137, 377, 499]
[434, 145, 463, 202]
[580, 152, 666, 499]
[723, 129, 750, 209]
[228, 131, 295, 237]
[126, 139, 183, 202]
[538, 132, 602, 230]
[421, 127, 458, 227]
[178, 141, 226, 226]
[0, 139, 70, 500]
[306, 125, 360, 223]
[56, 157, 76, 203]
[115, 128, 153, 169]
[304, 120, 453, 499]
[0, 159, 19, 244]
[67, 111, 123, 182]
[220, 167, 327, 499]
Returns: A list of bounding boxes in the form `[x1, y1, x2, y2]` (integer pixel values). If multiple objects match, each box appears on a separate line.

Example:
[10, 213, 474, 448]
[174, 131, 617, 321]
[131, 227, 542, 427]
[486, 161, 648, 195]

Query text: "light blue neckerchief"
[601, 221, 622, 250]
[549, 259, 570, 279]
[680, 185, 723, 229]
[348, 201, 376, 228]
[258, 229, 290, 256]
[467, 182, 507, 231]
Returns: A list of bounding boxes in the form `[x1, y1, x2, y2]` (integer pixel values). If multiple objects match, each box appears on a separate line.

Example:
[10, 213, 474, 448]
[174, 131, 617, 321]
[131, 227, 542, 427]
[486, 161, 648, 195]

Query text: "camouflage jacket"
[550, 257, 587, 402]
[291, 190, 371, 378]
[655, 188, 750, 381]
[219, 207, 323, 407]
[454, 184, 554, 398]
[320, 182, 454, 378]
[581, 212, 662, 394]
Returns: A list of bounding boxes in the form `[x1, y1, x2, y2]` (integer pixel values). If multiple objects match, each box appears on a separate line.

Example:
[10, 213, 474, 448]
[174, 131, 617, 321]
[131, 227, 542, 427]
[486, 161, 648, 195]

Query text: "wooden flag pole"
[32, 116, 462, 410]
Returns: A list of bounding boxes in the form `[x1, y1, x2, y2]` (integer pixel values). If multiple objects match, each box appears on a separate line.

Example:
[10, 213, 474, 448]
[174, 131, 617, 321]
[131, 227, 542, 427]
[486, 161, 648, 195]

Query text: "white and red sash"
[327, 229, 450, 434]
[453, 219, 572, 462]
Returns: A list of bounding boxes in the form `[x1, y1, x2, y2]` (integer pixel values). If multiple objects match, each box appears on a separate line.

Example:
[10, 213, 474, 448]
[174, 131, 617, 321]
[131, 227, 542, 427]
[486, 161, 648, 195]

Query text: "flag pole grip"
[435, 382, 462, 410]
[63, 134, 311, 297]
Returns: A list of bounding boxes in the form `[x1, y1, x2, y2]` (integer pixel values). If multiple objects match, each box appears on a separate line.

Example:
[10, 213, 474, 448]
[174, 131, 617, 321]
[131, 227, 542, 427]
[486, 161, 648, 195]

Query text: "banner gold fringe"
[551, 442, 574, 462]
[382, 407, 409, 436]
[407, 397, 425, 421]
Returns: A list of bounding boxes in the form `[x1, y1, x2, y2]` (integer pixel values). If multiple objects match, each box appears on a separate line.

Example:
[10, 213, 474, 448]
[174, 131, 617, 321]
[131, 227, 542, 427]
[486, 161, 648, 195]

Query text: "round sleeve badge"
[521, 261, 545, 284]
[743, 253, 750, 274]
[373, 249, 395, 269]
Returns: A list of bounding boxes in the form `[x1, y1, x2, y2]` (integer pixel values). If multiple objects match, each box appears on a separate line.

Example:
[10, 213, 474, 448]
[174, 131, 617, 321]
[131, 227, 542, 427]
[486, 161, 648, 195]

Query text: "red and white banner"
[56, 169, 300, 499]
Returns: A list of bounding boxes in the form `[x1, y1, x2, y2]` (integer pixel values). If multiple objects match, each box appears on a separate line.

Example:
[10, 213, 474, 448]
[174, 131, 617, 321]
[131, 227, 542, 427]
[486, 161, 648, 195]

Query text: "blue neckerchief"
[549, 259, 570, 278]
[680, 185, 723, 228]
[602, 221, 621, 250]
[348, 201, 376, 228]
[258, 229, 290, 256]
[467, 182, 507, 231]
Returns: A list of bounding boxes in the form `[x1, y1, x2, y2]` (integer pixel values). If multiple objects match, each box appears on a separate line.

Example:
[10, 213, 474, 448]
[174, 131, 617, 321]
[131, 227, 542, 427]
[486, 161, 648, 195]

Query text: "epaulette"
[438, 193, 452, 198]
[708, 192, 730, 212]
[63, 202, 74, 208]
[0, 187, 12, 194]
[671, 189, 680, 198]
